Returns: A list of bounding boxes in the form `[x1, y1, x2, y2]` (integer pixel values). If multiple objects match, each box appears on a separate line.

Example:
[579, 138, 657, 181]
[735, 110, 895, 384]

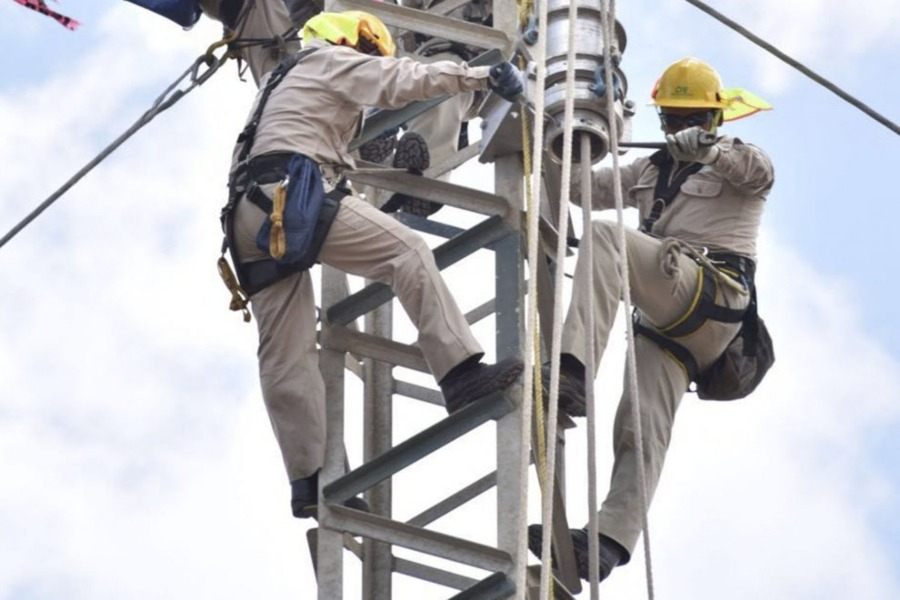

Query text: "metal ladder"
[308, 0, 585, 596]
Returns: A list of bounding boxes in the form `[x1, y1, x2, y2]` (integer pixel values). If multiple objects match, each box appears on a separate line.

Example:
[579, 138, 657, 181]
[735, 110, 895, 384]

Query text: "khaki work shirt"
[232, 39, 492, 176]
[574, 137, 775, 261]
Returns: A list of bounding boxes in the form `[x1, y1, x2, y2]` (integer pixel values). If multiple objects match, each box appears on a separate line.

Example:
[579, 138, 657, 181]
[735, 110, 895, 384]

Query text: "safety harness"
[633, 150, 759, 385]
[639, 150, 704, 235]
[218, 47, 345, 320]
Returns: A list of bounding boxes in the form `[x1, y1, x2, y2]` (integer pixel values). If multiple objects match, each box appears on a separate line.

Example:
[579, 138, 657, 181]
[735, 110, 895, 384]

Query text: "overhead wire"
[682, 0, 899, 136]
[0, 36, 236, 251]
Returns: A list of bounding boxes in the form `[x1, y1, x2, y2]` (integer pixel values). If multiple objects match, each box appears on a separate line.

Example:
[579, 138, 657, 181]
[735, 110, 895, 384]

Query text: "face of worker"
[658, 107, 717, 134]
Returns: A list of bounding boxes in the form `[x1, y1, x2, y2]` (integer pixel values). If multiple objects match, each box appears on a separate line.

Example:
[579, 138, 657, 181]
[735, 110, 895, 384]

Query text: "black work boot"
[358, 128, 398, 164]
[290, 469, 371, 519]
[527, 524, 628, 582]
[439, 356, 524, 414]
[539, 354, 588, 418]
[383, 132, 442, 217]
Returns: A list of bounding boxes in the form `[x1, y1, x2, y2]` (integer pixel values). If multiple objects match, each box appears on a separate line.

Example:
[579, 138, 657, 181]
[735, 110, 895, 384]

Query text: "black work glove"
[488, 61, 524, 103]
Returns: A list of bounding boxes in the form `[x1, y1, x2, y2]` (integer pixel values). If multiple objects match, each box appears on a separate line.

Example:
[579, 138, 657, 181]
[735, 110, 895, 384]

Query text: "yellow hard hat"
[650, 57, 728, 109]
[302, 10, 396, 57]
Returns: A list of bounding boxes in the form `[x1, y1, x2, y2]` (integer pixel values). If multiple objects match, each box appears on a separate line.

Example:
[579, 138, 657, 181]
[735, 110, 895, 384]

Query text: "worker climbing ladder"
[301, 0, 628, 596]
[310, 0, 532, 594]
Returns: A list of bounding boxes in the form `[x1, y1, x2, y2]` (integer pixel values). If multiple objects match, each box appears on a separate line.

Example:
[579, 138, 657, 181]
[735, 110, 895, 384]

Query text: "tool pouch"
[255, 153, 327, 269]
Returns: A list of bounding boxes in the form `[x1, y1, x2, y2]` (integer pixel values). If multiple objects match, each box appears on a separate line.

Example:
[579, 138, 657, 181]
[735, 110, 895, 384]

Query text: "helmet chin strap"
[710, 108, 723, 133]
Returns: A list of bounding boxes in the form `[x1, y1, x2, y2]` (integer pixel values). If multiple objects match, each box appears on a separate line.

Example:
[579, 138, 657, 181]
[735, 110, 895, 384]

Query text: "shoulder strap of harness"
[640, 150, 704, 234]
[234, 47, 318, 167]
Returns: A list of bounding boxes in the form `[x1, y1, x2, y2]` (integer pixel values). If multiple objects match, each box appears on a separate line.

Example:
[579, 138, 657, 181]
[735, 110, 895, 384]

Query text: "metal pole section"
[493, 128, 528, 598]
[318, 266, 350, 600]
[491, 4, 528, 596]
[362, 303, 394, 599]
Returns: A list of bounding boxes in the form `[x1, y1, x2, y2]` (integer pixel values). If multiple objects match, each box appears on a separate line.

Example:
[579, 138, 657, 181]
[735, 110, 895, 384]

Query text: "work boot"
[385, 132, 442, 217]
[540, 355, 588, 417]
[439, 356, 524, 414]
[527, 524, 628, 582]
[358, 128, 398, 164]
[290, 469, 370, 519]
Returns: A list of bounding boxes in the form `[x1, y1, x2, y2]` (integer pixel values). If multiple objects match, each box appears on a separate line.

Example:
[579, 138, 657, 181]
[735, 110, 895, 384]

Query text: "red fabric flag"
[11, 0, 80, 30]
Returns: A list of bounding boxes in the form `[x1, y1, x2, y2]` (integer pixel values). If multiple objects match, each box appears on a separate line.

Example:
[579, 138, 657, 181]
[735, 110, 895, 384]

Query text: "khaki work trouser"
[199, 0, 299, 86]
[404, 50, 478, 177]
[561, 221, 748, 557]
[233, 192, 483, 481]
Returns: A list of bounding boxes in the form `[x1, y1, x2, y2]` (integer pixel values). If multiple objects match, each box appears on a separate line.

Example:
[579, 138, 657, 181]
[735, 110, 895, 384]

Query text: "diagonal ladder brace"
[326, 214, 511, 326]
[323, 388, 518, 505]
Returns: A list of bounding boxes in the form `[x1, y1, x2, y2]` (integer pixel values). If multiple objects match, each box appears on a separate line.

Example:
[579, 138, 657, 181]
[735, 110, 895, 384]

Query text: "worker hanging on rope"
[218, 10, 527, 519]
[529, 57, 775, 582]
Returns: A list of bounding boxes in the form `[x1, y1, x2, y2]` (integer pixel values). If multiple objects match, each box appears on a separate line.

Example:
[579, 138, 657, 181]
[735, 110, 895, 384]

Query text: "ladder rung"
[345, 169, 510, 217]
[323, 388, 517, 504]
[393, 557, 479, 591]
[321, 504, 514, 574]
[448, 572, 515, 600]
[330, 0, 512, 54]
[324, 326, 429, 373]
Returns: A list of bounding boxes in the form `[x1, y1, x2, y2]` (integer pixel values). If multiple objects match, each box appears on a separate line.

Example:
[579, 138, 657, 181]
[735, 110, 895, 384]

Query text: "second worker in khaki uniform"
[220, 10, 526, 518]
[528, 57, 775, 583]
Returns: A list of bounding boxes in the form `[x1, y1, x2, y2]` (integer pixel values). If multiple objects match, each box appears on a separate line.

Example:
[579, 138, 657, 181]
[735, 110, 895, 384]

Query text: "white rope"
[538, 0, 582, 594]
[597, 0, 656, 597]
[579, 133, 601, 600]
[519, 0, 556, 595]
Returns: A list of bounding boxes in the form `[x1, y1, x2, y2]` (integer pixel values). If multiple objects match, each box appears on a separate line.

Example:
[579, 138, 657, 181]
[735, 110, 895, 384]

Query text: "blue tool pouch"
[255, 153, 327, 267]
[124, 0, 202, 28]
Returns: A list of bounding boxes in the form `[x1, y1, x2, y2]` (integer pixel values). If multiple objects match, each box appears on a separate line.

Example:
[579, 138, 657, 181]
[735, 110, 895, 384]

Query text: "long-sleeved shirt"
[572, 136, 775, 260]
[231, 39, 491, 174]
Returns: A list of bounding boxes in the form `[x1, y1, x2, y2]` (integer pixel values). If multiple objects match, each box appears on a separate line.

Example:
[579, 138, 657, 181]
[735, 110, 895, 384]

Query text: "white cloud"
[708, 0, 900, 93]
[2, 5, 899, 600]
[559, 233, 900, 599]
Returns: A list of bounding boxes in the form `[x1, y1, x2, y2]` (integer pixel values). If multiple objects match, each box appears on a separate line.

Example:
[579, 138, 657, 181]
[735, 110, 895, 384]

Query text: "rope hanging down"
[535, 0, 583, 592]
[682, 0, 899, 136]
[597, 0, 658, 596]
[0, 37, 235, 251]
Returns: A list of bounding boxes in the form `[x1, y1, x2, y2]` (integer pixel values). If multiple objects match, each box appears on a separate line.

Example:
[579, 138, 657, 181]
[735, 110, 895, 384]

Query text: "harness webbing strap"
[661, 265, 747, 339]
[634, 317, 701, 382]
[635, 254, 758, 386]
[235, 187, 346, 295]
[234, 47, 317, 167]
[640, 150, 704, 234]
[218, 47, 330, 303]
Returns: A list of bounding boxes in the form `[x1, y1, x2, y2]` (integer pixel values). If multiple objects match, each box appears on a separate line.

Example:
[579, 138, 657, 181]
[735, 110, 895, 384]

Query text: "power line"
[683, 0, 900, 136]
[0, 45, 232, 251]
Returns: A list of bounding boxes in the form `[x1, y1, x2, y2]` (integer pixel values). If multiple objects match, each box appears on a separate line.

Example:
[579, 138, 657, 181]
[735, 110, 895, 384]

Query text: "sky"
[1, 0, 899, 599]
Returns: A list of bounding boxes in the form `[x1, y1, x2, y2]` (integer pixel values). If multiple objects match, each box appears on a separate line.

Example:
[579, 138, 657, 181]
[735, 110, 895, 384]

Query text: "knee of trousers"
[390, 232, 438, 273]
[590, 220, 621, 251]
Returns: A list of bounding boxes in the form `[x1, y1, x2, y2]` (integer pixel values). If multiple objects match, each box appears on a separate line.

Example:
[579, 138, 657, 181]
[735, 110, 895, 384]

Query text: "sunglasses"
[658, 111, 714, 130]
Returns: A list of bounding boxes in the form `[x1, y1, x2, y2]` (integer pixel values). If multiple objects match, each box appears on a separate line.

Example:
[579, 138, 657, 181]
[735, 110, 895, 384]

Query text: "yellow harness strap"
[217, 256, 251, 323]
[269, 179, 288, 259]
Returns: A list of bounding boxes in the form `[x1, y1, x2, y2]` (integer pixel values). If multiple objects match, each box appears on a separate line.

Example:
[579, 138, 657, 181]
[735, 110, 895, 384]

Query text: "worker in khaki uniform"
[221, 11, 526, 518]
[199, 0, 299, 86]
[368, 0, 493, 216]
[529, 58, 775, 582]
